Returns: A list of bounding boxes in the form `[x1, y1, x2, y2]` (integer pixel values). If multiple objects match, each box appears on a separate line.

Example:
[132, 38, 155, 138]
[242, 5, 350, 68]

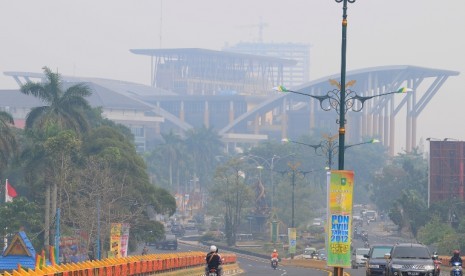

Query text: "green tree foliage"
[0, 111, 17, 173]
[371, 148, 428, 212]
[81, 126, 176, 215]
[389, 189, 428, 236]
[0, 197, 42, 250]
[417, 215, 455, 246]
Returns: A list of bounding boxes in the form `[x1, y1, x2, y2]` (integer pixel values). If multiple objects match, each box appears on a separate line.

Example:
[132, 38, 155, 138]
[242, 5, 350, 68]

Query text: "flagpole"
[4, 179, 7, 203]
[4, 179, 7, 250]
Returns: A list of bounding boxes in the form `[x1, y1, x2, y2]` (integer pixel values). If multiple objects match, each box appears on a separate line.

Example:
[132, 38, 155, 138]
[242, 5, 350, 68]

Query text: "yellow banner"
[110, 223, 122, 258]
[327, 170, 354, 268]
[288, 228, 297, 254]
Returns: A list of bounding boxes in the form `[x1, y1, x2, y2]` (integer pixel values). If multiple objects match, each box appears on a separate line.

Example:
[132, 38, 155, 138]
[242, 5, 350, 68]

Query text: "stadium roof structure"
[218, 65, 459, 155]
[130, 48, 297, 66]
[3, 64, 459, 154]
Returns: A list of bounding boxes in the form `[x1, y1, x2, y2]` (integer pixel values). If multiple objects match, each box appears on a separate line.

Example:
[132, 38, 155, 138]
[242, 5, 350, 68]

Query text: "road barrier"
[1, 251, 237, 276]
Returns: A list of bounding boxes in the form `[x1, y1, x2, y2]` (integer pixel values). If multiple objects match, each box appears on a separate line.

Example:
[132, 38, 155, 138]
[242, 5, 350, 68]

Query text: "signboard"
[271, 221, 278, 243]
[110, 223, 130, 258]
[288, 227, 296, 254]
[327, 170, 354, 268]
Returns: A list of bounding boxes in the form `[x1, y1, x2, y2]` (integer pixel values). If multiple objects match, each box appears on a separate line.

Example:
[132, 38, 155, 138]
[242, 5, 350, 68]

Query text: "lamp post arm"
[344, 139, 379, 150]
[289, 140, 322, 152]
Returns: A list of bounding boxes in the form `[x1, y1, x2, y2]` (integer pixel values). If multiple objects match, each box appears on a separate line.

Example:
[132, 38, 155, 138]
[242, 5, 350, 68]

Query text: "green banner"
[288, 227, 296, 254]
[326, 170, 354, 268]
[271, 221, 278, 243]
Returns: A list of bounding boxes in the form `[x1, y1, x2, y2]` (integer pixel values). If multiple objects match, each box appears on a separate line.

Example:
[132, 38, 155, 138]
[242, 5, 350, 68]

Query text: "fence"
[1, 251, 237, 276]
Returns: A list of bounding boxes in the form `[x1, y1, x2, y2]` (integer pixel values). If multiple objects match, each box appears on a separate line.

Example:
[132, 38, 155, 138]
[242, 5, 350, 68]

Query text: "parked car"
[316, 249, 327, 260]
[352, 247, 370, 269]
[385, 243, 435, 276]
[153, 234, 178, 250]
[365, 244, 393, 276]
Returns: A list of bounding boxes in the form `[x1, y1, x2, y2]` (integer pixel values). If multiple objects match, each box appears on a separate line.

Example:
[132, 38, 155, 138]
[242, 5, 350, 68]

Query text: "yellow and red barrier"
[2, 251, 237, 276]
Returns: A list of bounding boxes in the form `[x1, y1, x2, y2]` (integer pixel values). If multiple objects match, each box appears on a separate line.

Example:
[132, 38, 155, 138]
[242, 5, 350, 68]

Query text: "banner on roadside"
[110, 223, 130, 258]
[326, 170, 354, 268]
[288, 227, 296, 254]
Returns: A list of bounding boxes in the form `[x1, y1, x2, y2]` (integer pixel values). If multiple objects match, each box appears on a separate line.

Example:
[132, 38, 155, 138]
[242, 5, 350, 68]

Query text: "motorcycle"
[450, 261, 463, 276]
[208, 267, 218, 276]
[271, 258, 278, 270]
[432, 255, 441, 276]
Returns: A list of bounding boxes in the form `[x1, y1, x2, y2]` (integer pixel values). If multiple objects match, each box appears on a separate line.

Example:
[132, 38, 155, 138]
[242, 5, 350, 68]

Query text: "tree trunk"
[44, 183, 51, 251]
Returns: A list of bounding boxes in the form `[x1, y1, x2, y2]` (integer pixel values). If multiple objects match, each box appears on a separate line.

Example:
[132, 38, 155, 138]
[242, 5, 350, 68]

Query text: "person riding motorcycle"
[450, 250, 463, 266]
[271, 249, 279, 267]
[206, 245, 222, 275]
[432, 251, 441, 276]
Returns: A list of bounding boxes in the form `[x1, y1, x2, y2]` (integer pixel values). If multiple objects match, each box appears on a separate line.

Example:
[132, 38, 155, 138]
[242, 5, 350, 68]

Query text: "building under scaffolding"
[223, 42, 311, 88]
[130, 48, 297, 96]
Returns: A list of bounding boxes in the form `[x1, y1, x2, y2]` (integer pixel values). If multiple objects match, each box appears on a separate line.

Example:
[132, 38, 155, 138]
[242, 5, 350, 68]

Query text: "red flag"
[5, 179, 17, 202]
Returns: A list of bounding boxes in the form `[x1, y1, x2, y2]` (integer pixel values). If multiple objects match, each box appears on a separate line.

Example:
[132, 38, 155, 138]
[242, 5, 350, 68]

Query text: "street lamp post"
[273, 1, 410, 274]
[278, 161, 314, 260]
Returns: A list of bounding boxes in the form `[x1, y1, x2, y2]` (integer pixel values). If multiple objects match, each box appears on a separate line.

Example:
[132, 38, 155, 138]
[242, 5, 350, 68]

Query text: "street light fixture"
[274, 84, 409, 169]
[282, 135, 379, 169]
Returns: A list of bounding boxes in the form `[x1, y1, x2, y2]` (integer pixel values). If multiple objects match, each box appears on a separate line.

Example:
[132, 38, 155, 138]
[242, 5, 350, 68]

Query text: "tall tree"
[184, 126, 224, 190]
[211, 158, 253, 246]
[20, 66, 92, 250]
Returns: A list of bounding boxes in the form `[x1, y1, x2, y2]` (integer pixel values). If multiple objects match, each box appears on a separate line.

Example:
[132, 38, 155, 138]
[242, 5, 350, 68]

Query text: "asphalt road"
[145, 238, 328, 276]
[138, 221, 452, 276]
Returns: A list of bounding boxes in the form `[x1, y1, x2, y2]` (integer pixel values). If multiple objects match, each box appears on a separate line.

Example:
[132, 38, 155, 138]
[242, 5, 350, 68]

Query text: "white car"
[352, 248, 370, 269]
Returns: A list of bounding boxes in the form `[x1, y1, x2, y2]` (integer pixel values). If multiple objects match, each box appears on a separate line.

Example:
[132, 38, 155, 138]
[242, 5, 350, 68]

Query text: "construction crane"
[237, 17, 269, 43]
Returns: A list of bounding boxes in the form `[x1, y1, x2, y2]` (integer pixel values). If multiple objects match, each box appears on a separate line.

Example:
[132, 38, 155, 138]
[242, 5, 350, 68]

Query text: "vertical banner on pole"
[327, 170, 354, 268]
[109, 223, 122, 258]
[288, 227, 296, 255]
[120, 223, 130, 257]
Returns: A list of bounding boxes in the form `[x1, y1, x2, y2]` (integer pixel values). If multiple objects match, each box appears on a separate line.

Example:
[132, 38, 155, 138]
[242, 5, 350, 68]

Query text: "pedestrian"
[142, 246, 149, 255]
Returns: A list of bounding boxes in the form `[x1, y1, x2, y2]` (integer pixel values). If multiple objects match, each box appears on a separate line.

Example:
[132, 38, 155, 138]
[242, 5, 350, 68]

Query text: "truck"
[365, 210, 377, 222]
[150, 234, 178, 250]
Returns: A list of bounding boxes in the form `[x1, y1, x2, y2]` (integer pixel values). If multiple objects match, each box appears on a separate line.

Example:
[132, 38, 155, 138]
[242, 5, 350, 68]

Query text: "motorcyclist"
[271, 249, 279, 267]
[450, 250, 463, 266]
[432, 252, 441, 276]
[206, 245, 222, 275]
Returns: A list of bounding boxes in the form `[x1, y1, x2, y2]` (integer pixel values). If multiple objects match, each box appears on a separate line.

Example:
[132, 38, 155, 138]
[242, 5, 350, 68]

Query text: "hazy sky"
[1, 0, 464, 151]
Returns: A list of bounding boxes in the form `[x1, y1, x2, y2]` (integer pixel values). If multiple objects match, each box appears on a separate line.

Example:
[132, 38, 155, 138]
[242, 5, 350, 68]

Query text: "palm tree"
[184, 126, 224, 190]
[20, 66, 92, 250]
[20, 67, 92, 134]
[160, 131, 184, 192]
[0, 111, 17, 173]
